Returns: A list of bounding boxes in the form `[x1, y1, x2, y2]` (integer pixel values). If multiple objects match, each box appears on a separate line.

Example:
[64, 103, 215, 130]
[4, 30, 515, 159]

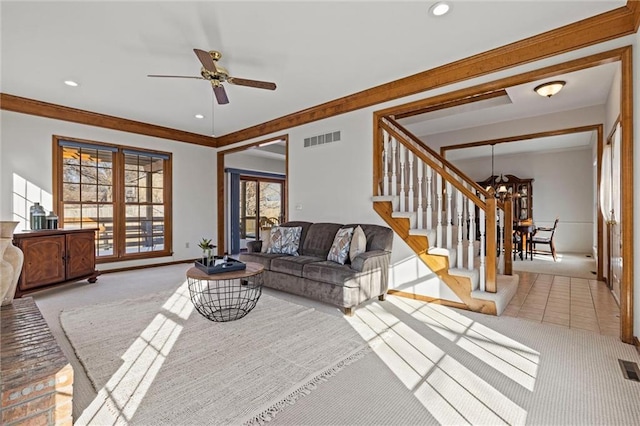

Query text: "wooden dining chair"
[530, 217, 560, 261]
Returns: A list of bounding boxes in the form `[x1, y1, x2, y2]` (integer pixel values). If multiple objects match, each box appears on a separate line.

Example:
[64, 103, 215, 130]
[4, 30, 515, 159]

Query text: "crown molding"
[0, 93, 217, 148]
[216, 2, 639, 148]
[627, 0, 640, 31]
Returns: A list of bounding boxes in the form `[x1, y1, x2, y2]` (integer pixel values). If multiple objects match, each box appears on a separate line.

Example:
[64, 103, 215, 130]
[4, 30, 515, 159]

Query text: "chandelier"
[486, 144, 508, 197]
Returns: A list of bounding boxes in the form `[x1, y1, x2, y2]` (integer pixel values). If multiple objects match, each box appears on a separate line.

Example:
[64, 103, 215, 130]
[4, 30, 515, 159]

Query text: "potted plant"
[198, 238, 216, 266]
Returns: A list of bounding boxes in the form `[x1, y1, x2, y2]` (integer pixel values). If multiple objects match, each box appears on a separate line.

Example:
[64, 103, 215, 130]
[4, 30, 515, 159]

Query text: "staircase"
[373, 116, 518, 315]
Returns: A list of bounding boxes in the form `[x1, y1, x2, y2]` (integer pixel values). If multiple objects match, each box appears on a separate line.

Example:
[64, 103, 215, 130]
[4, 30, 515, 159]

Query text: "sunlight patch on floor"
[77, 281, 193, 425]
[350, 301, 528, 425]
[391, 297, 540, 391]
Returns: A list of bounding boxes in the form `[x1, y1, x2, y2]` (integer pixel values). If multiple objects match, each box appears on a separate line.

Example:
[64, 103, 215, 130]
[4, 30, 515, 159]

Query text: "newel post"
[485, 190, 497, 293]
[504, 194, 513, 276]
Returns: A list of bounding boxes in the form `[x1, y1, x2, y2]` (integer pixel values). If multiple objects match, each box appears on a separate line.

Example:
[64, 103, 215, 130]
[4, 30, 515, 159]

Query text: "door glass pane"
[259, 182, 283, 228]
[240, 180, 257, 241]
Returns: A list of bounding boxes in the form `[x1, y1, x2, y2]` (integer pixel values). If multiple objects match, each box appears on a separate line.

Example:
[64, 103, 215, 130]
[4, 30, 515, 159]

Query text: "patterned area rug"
[60, 284, 370, 425]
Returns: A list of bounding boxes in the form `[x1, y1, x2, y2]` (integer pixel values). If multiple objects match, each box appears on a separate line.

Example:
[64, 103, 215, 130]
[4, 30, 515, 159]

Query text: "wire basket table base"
[186, 263, 264, 322]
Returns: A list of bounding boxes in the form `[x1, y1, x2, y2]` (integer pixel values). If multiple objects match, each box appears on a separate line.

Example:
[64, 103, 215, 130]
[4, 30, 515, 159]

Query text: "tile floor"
[502, 271, 621, 337]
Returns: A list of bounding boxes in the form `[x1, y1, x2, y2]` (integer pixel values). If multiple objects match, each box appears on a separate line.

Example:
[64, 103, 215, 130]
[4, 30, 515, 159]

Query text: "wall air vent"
[304, 131, 341, 148]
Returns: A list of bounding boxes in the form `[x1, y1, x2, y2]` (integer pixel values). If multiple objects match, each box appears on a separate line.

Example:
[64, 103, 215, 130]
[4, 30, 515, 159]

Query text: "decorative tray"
[195, 257, 246, 274]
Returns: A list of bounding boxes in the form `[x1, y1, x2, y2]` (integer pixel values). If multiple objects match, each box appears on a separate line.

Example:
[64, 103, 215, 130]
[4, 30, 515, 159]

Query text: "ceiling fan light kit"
[147, 48, 277, 105]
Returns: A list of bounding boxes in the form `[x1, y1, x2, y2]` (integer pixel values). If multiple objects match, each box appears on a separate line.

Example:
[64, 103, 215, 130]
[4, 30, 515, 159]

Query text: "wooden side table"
[186, 262, 264, 322]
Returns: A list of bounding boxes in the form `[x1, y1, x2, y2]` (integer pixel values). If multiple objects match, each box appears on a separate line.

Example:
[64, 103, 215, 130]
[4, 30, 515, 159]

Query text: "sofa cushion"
[344, 223, 393, 252]
[349, 225, 367, 262]
[302, 261, 359, 288]
[271, 255, 325, 277]
[238, 252, 284, 271]
[327, 227, 354, 265]
[301, 223, 342, 258]
[267, 226, 302, 256]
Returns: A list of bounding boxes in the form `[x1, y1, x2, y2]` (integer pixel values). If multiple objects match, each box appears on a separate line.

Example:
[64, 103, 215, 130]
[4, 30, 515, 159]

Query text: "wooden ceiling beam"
[0, 93, 217, 148]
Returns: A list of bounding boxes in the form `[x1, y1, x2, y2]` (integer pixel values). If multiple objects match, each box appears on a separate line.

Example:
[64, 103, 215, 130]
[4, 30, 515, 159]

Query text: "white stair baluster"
[479, 206, 486, 292]
[468, 198, 475, 271]
[399, 144, 406, 212]
[408, 152, 414, 214]
[391, 137, 397, 198]
[426, 165, 433, 230]
[383, 130, 390, 196]
[436, 173, 443, 248]
[416, 161, 424, 228]
[456, 190, 463, 268]
[446, 181, 453, 249]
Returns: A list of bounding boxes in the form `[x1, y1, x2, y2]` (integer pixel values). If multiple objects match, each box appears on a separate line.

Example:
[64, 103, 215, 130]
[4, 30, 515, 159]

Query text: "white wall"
[424, 105, 604, 150]
[452, 147, 594, 253]
[605, 64, 622, 138]
[225, 152, 285, 175]
[0, 111, 218, 271]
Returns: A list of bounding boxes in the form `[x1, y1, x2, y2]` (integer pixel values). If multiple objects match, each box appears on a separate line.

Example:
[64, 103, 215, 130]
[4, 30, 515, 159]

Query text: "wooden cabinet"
[13, 229, 99, 297]
[477, 174, 534, 222]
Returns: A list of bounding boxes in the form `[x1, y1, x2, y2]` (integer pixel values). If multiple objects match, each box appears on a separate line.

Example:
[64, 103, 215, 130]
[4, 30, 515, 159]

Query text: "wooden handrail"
[385, 117, 491, 198]
[380, 120, 488, 211]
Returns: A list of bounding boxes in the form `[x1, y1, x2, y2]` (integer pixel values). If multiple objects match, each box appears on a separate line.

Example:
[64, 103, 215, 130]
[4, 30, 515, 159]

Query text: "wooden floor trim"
[388, 290, 469, 311]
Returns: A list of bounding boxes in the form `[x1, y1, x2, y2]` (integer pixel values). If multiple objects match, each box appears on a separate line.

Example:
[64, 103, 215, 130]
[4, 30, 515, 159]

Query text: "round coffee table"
[186, 262, 264, 322]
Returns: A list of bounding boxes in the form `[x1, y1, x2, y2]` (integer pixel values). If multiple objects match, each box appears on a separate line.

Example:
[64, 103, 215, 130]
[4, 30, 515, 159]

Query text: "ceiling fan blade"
[213, 85, 229, 104]
[193, 48, 218, 73]
[147, 74, 204, 79]
[227, 77, 276, 90]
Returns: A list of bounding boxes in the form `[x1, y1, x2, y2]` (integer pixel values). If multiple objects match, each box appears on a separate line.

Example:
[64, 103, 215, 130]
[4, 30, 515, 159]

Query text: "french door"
[232, 175, 284, 254]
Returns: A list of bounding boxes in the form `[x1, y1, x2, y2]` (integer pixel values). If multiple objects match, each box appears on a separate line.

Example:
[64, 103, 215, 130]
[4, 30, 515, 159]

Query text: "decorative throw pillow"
[267, 226, 302, 256]
[349, 225, 367, 262]
[327, 227, 354, 265]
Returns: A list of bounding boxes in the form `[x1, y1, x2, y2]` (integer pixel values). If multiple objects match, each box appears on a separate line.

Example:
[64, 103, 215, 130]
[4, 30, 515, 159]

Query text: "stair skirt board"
[388, 273, 518, 316]
[373, 198, 519, 316]
[387, 290, 469, 310]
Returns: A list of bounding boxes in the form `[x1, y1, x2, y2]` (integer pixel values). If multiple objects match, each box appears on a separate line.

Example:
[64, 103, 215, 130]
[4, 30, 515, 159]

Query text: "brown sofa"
[239, 221, 393, 315]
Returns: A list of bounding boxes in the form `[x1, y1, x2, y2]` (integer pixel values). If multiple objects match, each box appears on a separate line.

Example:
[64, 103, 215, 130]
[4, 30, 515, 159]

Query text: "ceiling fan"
[147, 49, 277, 104]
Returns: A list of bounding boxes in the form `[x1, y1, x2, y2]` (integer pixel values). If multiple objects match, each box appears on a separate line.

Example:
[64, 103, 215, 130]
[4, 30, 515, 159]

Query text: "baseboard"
[387, 289, 469, 310]
[99, 258, 197, 274]
[635, 337, 640, 355]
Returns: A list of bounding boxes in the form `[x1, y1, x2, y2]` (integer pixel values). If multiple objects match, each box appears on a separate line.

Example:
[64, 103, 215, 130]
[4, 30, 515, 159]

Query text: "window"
[53, 137, 172, 261]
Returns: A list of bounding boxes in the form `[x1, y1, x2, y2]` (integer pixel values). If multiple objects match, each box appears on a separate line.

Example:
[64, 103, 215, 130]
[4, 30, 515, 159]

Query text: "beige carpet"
[32, 264, 640, 425]
[512, 252, 597, 280]
[60, 284, 371, 425]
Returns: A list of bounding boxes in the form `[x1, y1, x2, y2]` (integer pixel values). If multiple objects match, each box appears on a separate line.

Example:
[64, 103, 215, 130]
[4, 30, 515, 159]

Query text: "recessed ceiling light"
[195, 114, 205, 119]
[64, 80, 79, 87]
[429, 2, 450, 17]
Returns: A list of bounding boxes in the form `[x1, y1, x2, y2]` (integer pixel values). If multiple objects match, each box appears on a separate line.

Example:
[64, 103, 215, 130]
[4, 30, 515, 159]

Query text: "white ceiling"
[444, 132, 596, 162]
[0, 1, 626, 139]
[401, 62, 618, 160]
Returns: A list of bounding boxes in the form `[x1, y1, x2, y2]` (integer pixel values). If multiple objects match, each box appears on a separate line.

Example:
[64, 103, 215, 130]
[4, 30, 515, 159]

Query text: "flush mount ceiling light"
[429, 1, 451, 16]
[194, 114, 205, 119]
[64, 80, 79, 87]
[534, 80, 566, 98]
